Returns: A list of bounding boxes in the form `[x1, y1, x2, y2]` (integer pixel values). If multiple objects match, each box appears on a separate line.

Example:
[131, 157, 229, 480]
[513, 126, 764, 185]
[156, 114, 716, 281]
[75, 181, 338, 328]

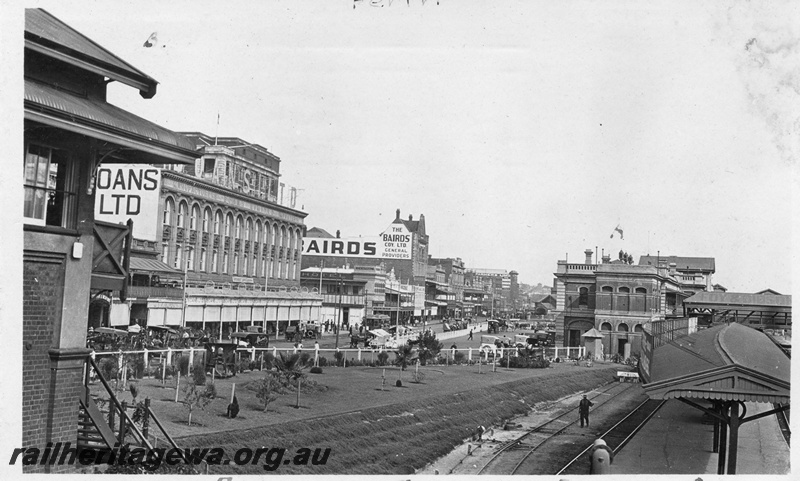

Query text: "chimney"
[336, 230, 340, 239]
[584, 249, 594, 265]
[408, 214, 413, 221]
[602, 254, 611, 264]
[396, 209, 400, 220]
[669, 262, 677, 276]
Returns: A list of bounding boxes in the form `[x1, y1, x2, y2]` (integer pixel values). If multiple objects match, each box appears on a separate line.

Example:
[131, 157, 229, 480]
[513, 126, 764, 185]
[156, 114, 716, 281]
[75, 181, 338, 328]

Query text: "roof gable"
[26, 9, 158, 97]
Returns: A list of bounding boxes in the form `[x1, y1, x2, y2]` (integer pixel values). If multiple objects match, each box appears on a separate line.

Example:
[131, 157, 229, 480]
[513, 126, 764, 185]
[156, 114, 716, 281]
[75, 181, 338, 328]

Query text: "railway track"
[555, 397, 665, 475]
[477, 381, 643, 475]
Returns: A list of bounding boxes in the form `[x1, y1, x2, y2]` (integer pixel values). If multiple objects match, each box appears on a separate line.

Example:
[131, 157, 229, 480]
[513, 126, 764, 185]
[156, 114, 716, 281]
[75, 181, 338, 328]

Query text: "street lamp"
[181, 244, 189, 328]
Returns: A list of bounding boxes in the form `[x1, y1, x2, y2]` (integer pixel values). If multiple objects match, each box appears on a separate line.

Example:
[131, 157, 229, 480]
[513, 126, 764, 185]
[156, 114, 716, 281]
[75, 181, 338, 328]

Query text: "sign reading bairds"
[94, 164, 161, 241]
[302, 223, 411, 259]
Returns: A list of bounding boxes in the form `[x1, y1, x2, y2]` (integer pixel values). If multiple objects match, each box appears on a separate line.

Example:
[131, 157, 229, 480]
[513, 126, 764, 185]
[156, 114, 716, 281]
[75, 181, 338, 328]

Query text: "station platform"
[610, 399, 790, 475]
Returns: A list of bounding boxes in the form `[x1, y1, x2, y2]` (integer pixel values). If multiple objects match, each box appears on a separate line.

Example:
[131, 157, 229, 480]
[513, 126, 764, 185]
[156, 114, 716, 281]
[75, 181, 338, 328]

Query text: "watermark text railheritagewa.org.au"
[9, 443, 331, 471]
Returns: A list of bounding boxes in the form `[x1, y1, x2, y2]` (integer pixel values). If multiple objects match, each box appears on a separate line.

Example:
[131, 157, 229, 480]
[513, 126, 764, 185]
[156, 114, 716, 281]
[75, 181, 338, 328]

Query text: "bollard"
[590, 439, 613, 474]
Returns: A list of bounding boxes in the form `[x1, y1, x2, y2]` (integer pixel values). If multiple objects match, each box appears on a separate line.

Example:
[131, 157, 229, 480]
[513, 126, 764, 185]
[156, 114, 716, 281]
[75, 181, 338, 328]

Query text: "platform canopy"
[643, 323, 790, 404]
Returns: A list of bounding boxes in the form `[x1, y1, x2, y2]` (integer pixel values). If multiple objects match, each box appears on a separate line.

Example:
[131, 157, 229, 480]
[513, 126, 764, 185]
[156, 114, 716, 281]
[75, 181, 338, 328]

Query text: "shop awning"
[129, 256, 179, 273]
[24, 79, 198, 165]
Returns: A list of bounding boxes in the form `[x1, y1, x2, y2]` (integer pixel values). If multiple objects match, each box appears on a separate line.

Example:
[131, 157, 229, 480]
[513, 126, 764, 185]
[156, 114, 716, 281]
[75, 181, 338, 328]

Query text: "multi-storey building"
[22, 9, 200, 471]
[299, 266, 367, 331]
[465, 268, 518, 316]
[301, 209, 430, 324]
[104, 132, 322, 337]
[553, 249, 699, 358]
[428, 256, 466, 317]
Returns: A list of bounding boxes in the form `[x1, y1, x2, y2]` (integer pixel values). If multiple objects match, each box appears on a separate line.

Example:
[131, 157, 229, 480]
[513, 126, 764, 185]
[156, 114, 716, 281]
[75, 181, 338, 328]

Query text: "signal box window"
[23, 144, 76, 228]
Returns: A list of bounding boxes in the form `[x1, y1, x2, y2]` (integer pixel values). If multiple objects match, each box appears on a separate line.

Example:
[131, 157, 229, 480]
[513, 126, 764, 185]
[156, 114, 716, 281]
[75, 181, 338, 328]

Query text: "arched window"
[187, 247, 195, 271]
[578, 287, 589, 307]
[163, 198, 174, 225]
[190, 205, 200, 230]
[634, 324, 643, 333]
[212, 250, 219, 273]
[203, 208, 211, 232]
[618, 323, 629, 332]
[601, 322, 613, 331]
[225, 214, 233, 236]
[233, 253, 239, 275]
[635, 287, 647, 294]
[245, 219, 252, 241]
[242, 255, 248, 275]
[199, 248, 206, 271]
[618, 286, 630, 293]
[222, 252, 229, 274]
[214, 211, 222, 235]
[235, 216, 242, 239]
[261, 256, 267, 278]
[161, 243, 169, 264]
[251, 255, 257, 276]
[601, 286, 613, 293]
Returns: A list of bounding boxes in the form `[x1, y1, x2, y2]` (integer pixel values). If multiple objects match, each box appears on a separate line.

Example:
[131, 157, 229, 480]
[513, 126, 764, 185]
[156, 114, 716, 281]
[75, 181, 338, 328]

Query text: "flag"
[143, 32, 158, 48]
[610, 224, 624, 240]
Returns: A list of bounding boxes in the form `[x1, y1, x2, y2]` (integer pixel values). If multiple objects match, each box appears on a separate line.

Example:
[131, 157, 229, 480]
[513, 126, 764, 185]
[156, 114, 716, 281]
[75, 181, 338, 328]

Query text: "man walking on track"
[579, 394, 594, 427]
[468, 329, 473, 340]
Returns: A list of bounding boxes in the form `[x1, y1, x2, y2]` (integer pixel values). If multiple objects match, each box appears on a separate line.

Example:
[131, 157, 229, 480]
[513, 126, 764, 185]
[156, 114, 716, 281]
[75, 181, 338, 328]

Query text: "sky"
[3, 0, 798, 292]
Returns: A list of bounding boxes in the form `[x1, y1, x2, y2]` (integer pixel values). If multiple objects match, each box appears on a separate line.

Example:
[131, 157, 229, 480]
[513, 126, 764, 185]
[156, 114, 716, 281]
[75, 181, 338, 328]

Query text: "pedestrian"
[579, 394, 594, 428]
[468, 329, 473, 341]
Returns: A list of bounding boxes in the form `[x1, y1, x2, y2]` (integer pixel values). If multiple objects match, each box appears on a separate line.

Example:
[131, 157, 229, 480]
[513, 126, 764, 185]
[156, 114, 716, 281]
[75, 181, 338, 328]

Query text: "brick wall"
[23, 251, 81, 473]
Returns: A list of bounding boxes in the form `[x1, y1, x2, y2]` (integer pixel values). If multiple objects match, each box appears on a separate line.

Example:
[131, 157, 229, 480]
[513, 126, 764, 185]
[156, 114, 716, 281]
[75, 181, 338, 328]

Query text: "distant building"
[638, 255, 716, 295]
[428, 256, 466, 317]
[465, 268, 518, 316]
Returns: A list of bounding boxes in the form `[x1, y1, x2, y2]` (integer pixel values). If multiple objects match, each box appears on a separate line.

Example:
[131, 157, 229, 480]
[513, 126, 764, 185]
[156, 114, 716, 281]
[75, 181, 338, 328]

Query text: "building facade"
[552, 249, 700, 358]
[105, 133, 322, 337]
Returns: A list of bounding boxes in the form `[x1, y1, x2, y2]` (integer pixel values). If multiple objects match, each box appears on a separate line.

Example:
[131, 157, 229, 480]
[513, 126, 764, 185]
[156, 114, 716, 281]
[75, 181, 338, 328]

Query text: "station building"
[552, 249, 710, 357]
[21, 9, 199, 471]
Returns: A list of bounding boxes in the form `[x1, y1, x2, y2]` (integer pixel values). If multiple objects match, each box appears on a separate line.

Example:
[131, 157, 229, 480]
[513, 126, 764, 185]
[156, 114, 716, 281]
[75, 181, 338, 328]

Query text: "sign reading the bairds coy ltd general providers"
[302, 223, 411, 259]
[94, 164, 161, 241]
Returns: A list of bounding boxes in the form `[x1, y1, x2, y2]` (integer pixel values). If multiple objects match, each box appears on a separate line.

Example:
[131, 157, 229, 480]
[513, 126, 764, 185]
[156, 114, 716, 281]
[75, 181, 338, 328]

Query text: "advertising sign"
[94, 164, 161, 241]
[301, 222, 413, 260]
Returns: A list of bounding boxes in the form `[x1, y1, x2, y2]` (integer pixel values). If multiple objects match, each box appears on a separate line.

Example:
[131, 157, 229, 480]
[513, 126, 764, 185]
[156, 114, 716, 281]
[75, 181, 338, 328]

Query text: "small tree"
[182, 382, 214, 426]
[416, 331, 443, 366]
[254, 373, 279, 412]
[129, 383, 140, 405]
[192, 361, 207, 386]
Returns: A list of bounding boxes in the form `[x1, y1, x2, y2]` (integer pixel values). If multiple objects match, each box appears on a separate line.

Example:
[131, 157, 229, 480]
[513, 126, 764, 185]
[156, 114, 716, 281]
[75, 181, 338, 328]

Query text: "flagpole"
[215, 112, 219, 145]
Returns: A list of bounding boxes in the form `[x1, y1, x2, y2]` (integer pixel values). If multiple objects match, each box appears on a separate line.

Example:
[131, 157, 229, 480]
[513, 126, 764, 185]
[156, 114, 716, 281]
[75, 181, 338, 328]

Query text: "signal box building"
[22, 9, 200, 472]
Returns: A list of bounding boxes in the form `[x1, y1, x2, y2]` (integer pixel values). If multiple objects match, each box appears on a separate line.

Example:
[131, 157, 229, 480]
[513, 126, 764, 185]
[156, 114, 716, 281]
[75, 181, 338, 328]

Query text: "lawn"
[95, 361, 622, 474]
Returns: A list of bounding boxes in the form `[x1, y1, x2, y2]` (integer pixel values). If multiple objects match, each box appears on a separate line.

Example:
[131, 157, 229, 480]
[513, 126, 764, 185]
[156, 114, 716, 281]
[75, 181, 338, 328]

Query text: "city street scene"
[5, 0, 794, 477]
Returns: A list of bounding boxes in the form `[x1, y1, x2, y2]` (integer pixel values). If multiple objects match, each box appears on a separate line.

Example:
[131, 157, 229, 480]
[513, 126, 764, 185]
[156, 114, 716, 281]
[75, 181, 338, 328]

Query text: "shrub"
[97, 357, 118, 381]
[416, 331, 443, 366]
[177, 355, 190, 376]
[204, 382, 217, 400]
[192, 361, 207, 385]
[318, 356, 329, 367]
[377, 351, 389, 366]
[411, 369, 425, 384]
[299, 352, 312, 367]
[310, 366, 323, 374]
[227, 394, 240, 418]
[254, 374, 279, 411]
[333, 351, 344, 366]
[454, 351, 466, 364]
[126, 354, 145, 379]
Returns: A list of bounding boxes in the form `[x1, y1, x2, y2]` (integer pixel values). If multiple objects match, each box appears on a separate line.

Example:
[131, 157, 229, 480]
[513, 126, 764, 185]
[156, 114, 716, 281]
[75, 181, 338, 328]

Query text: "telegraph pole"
[335, 273, 342, 349]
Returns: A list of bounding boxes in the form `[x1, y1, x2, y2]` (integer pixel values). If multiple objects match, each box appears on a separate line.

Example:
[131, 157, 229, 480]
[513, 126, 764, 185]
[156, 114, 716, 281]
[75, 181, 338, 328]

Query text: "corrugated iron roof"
[25, 79, 197, 162]
[638, 255, 715, 272]
[129, 257, 178, 273]
[684, 291, 792, 309]
[25, 9, 158, 96]
[644, 323, 790, 403]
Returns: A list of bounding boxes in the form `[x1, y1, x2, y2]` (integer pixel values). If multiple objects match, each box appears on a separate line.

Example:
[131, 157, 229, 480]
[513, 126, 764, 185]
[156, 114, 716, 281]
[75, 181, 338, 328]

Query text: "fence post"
[554, 347, 559, 360]
[119, 401, 128, 441]
[468, 347, 473, 361]
[357, 348, 362, 361]
[188, 348, 194, 370]
[143, 349, 149, 371]
[142, 398, 151, 439]
[167, 348, 173, 366]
